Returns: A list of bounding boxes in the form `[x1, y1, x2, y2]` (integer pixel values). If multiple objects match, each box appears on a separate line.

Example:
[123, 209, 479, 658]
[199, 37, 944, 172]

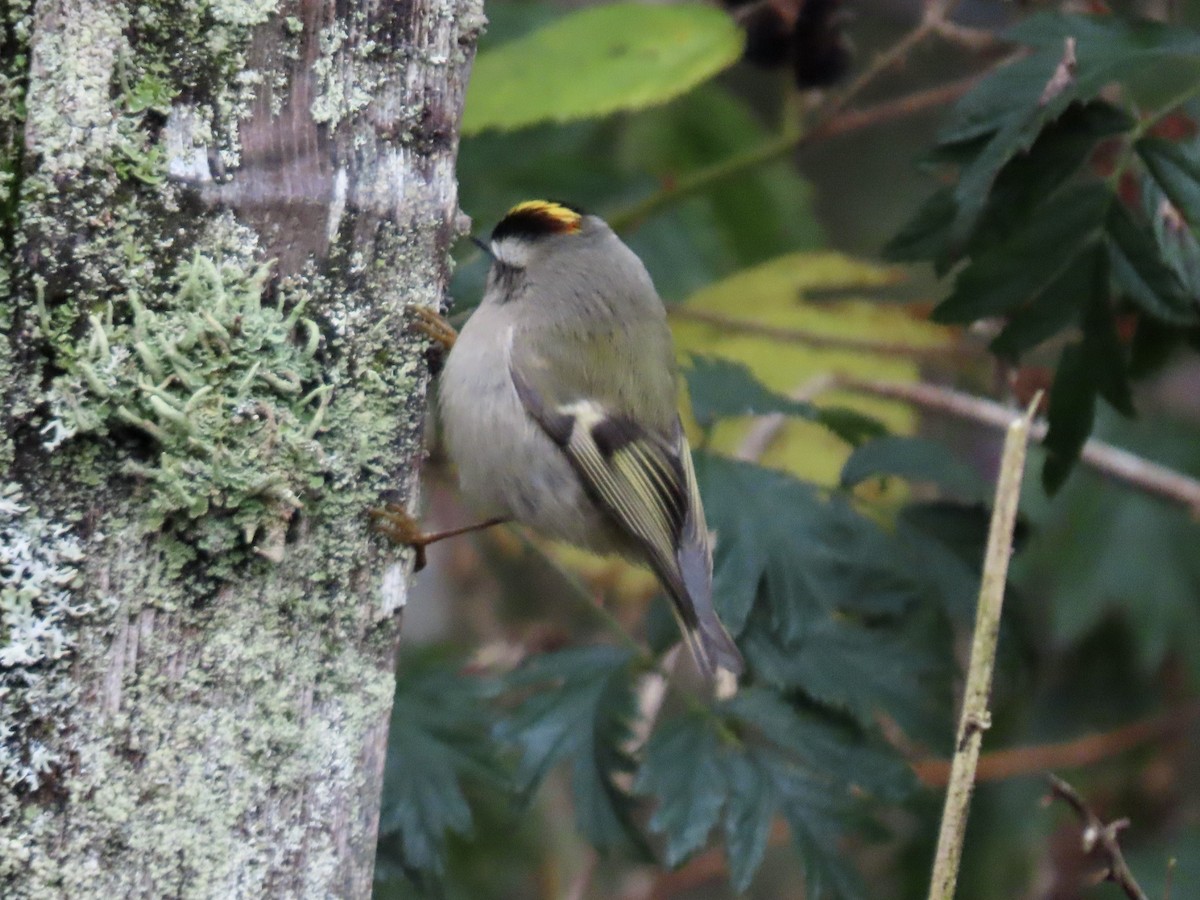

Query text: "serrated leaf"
[697, 454, 950, 736]
[685, 355, 883, 445]
[463, 3, 743, 134]
[891, 102, 1133, 273]
[1021, 408, 1200, 679]
[896, 501, 991, 625]
[933, 184, 1110, 324]
[635, 712, 726, 866]
[1006, 14, 1200, 102]
[987, 254, 1089, 361]
[1105, 198, 1197, 325]
[720, 751, 775, 892]
[743, 613, 948, 739]
[770, 762, 866, 900]
[840, 435, 985, 500]
[1042, 342, 1096, 493]
[685, 354, 819, 427]
[882, 185, 958, 267]
[499, 645, 646, 851]
[726, 688, 916, 802]
[1138, 137, 1200, 234]
[378, 649, 508, 878]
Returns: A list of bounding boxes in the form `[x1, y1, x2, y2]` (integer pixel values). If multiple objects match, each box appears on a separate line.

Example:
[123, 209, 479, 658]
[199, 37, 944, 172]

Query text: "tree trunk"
[0, 0, 482, 895]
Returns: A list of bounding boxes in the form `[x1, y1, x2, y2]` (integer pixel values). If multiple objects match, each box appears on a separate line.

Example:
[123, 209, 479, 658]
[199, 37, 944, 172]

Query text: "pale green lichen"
[47, 241, 331, 559]
[311, 21, 379, 127]
[0, 482, 96, 795]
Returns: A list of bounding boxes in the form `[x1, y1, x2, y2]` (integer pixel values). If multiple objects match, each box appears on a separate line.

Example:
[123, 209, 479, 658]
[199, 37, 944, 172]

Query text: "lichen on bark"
[0, 0, 483, 894]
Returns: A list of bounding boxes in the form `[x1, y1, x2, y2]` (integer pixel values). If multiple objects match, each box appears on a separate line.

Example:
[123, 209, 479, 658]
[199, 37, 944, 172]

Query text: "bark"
[0, 0, 482, 895]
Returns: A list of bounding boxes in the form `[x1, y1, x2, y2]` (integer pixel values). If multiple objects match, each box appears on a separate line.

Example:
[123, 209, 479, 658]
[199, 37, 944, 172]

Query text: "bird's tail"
[672, 527, 744, 694]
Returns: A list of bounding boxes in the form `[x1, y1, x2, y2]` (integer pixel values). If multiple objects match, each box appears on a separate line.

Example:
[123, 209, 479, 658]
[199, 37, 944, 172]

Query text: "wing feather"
[509, 349, 745, 682]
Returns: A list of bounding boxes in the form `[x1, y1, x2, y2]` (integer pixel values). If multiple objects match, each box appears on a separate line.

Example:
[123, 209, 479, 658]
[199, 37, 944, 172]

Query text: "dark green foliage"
[697, 453, 953, 740]
[377, 649, 508, 883]
[889, 12, 1200, 490]
[498, 645, 649, 853]
[637, 689, 914, 895]
[840, 435, 985, 500]
[684, 355, 885, 443]
[377, 6, 1200, 899]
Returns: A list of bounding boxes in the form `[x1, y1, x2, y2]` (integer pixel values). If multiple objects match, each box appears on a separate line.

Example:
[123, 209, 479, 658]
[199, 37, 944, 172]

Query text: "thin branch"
[912, 702, 1200, 786]
[836, 376, 1200, 515]
[927, 396, 1038, 900]
[668, 306, 981, 361]
[1046, 774, 1150, 900]
[735, 374, 838, 463]
[805, 73, 985, 143]
[609, 0, 983, 234]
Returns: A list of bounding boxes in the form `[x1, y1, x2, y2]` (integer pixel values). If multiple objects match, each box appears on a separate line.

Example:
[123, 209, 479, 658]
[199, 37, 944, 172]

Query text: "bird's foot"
[408, 305, 458, 352]
[369, 503, 433, 571]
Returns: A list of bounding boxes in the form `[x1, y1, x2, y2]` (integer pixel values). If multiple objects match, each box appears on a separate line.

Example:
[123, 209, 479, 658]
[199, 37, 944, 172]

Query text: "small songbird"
[416, 201, 744, 684]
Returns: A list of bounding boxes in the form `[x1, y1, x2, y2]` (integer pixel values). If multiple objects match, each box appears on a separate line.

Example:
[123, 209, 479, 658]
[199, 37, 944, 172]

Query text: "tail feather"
[673, 525, 744, 686]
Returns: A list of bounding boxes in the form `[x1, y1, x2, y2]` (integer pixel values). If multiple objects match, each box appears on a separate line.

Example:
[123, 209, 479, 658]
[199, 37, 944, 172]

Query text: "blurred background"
[376, 1, 1200, 897]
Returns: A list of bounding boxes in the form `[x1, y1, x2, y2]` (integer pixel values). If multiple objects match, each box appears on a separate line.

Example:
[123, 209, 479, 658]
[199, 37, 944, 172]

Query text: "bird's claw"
[368, 502, 430, 571]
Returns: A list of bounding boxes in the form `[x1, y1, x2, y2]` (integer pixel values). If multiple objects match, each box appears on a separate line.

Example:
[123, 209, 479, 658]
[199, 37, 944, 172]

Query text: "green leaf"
[463, 3, 743, 134]
[882, 185, 958, 268]
[1006, 14, 1200, 107]
[696, 454, 952, 737]
[378, 649, 508, 879]
[1105, 198, 1197, 325]
[1042, 342, 1096, 494]
[1137, 137, 1200, 236]
[620, 83, 824, 266]
[1080, 254, 1134, 417]
[720, 752, 775, 893]
[635, 712, 726, 866]
[1020, 408, 1200, 680]
[637, 687, 909, 896]
[770, 761, 866, 900]
[726, 688, 916, 802]
[840, 435, 985, 500]
[499, 645, 646, 852]
[932, 184, 1110, 324]
[889, 102, 1132, 273]
[684, 355, 884, 444]
[685, 354, 818, 428]
[987, 253, 1089, 361]
[743, 612, 949, 739]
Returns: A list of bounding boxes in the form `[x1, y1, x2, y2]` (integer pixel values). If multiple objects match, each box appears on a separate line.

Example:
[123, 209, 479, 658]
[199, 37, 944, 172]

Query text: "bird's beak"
[470, 236, 494, 259]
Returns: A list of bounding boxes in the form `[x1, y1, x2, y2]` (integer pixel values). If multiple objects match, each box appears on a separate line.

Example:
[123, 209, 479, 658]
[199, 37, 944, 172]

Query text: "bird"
[377, 200, 744, 686]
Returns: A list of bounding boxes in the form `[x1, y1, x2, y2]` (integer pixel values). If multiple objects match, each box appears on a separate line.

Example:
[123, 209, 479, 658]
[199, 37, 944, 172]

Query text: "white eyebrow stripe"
[491, 237, 530, 269]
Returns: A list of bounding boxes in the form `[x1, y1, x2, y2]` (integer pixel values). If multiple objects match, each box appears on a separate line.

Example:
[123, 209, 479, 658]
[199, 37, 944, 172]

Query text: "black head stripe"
[492, 200, 584, 242]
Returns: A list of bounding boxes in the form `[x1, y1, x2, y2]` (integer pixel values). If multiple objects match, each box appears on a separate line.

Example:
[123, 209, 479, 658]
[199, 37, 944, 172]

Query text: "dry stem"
[927, 396, 1038, 900]
[1046, 774, 1149, 900]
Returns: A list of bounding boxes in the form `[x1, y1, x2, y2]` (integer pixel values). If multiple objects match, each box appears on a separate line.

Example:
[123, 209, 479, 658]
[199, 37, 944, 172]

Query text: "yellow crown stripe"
[505, 200, 582, 233]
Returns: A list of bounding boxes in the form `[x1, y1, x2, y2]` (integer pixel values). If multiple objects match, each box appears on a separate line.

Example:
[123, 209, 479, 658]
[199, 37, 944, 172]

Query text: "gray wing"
[508, 358, 744, 680]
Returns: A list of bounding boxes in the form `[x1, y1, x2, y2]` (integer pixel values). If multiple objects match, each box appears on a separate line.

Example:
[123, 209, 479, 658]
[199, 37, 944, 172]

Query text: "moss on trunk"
[0, 0, 483, 895]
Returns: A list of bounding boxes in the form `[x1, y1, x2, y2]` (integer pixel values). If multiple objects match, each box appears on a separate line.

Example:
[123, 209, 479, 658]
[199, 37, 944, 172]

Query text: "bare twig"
[836, 376, 1200, 515]
[609, 0, 986, 232]
[806, 73, 986, 143]
[912, 702, 1200, 786]
[735, 374, 838, 463]
[1046, 774, 1149, 900]
[927, 396, 1038, 900]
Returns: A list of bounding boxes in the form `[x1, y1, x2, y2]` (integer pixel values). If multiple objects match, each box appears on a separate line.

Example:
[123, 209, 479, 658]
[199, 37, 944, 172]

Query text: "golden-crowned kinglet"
[440, 201, 744, 683]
